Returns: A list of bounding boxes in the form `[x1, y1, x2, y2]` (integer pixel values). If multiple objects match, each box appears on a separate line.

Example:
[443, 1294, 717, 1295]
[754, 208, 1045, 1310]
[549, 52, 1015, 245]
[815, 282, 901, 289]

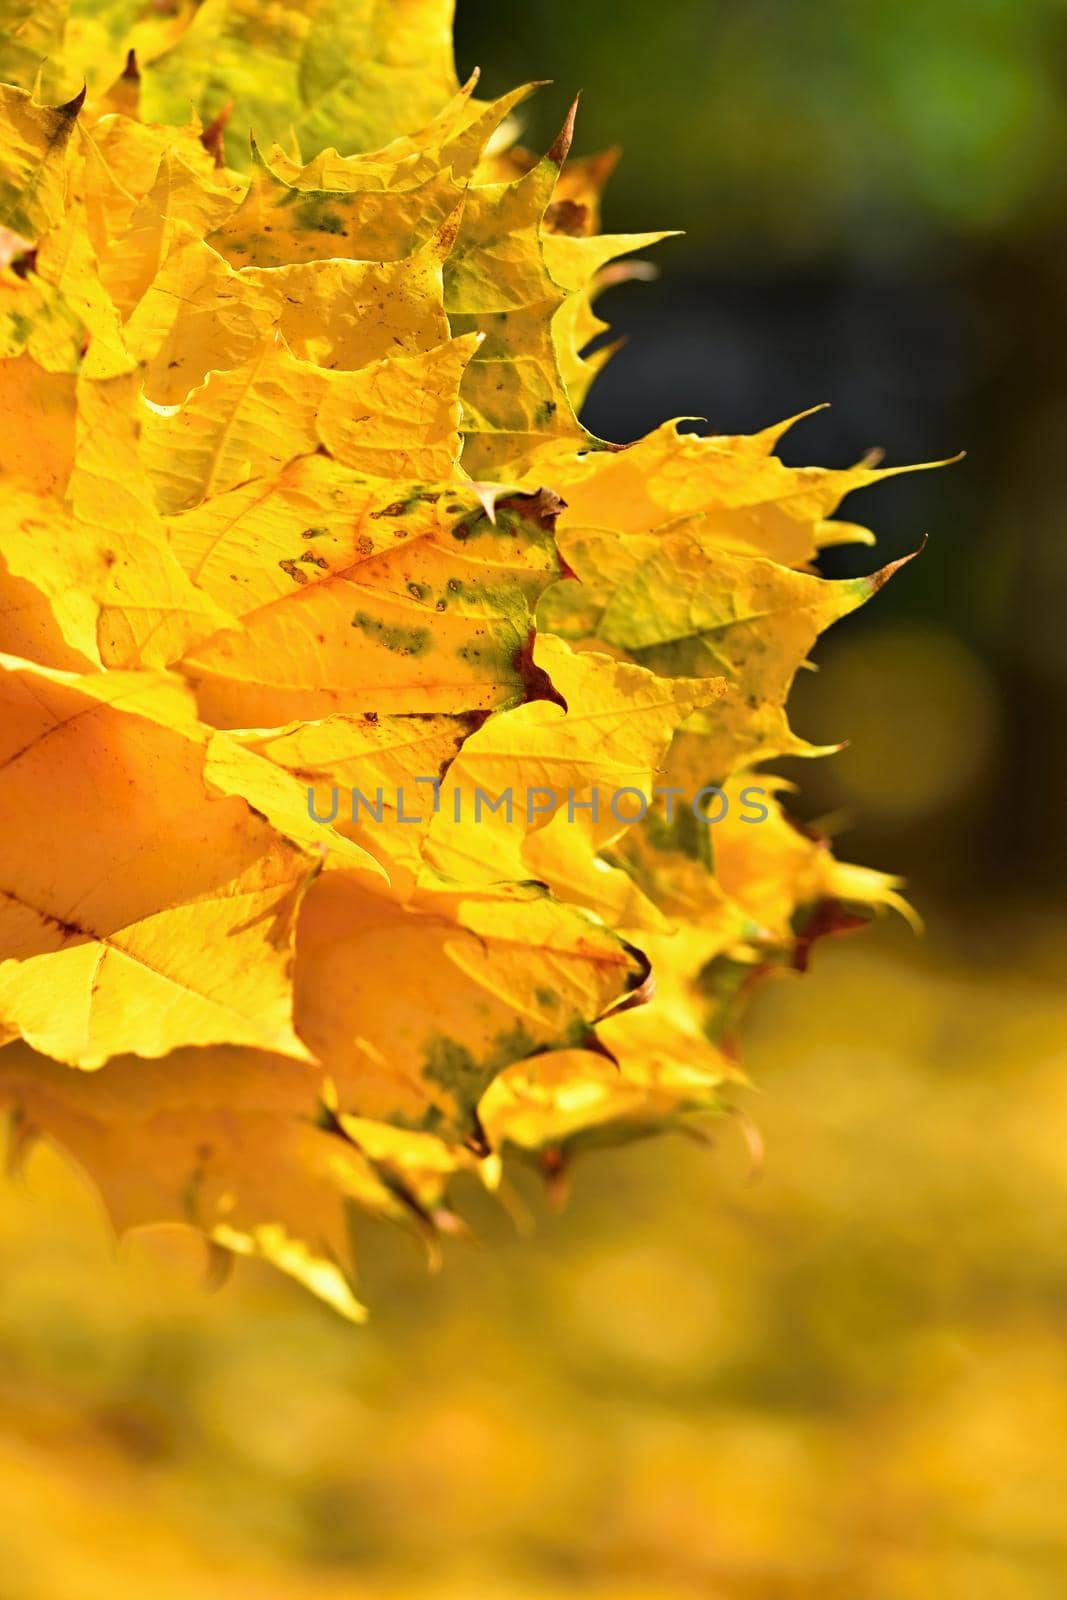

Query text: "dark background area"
[456, 0, 1067, 909]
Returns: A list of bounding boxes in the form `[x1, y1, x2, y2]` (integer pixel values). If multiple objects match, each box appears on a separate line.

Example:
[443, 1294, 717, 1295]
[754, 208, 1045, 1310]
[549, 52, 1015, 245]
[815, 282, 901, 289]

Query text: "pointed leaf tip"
[548, 96, 581, 166]
[867, 535, 929, 594]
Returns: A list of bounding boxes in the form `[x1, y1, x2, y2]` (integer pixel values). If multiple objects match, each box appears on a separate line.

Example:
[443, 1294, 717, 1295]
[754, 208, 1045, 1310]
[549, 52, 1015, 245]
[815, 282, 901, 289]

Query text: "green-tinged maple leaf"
[143, 0, 461, 170]
[0, 80, 83, 236]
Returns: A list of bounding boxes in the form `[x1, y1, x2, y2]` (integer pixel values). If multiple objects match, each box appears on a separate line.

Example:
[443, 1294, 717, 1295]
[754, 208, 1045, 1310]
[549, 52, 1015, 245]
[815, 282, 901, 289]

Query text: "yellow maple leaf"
[0, 656, 312, 1066]
[0, 0, 943, 1314]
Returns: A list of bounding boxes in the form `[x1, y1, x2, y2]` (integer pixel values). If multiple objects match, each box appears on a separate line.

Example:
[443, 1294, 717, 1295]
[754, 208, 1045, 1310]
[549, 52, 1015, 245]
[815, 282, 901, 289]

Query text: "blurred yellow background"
[3, 912, 1066, 1598]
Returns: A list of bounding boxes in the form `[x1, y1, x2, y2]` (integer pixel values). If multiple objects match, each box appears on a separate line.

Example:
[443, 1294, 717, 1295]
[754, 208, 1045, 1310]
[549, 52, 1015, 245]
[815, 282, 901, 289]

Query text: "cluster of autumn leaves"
[0, 0, 914, 1316]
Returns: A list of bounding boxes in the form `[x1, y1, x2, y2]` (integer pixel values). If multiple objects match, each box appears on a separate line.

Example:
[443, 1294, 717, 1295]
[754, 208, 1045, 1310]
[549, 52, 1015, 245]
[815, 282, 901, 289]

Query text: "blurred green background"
[3, 4, 1066, 1597]
[456, 0, 1067, 904]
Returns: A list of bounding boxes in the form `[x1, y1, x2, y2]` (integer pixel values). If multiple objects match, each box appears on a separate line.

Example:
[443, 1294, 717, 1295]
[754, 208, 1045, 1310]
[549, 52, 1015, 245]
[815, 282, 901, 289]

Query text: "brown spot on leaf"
[791, 899, 870, 973]
[544, 198, 588, 235]
[513, 629, 566, 709]
[496, 487, 566, 532]
[200, 100, 234, 168]
[1, 230, 34, 272]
